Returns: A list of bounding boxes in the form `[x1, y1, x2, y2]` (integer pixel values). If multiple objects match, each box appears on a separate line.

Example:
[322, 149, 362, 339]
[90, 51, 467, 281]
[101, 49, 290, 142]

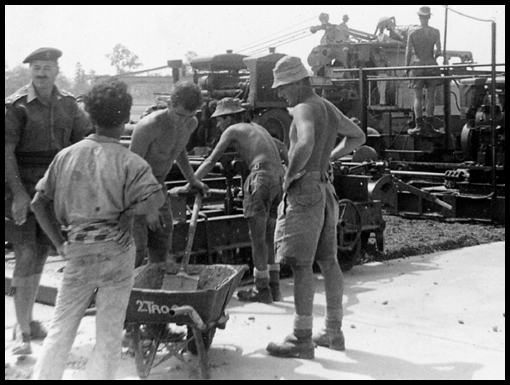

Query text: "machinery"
[118, 14, 505, 273]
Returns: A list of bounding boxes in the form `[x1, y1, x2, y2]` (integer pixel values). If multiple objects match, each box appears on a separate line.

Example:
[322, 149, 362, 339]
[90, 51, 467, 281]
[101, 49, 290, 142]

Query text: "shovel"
[162, 193, 203, 292]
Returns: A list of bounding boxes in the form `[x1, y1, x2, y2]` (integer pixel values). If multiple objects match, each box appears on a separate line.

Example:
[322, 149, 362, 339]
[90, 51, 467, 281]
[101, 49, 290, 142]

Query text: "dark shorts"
[243, 170, 284, 219]
[409, 61, 442, 89]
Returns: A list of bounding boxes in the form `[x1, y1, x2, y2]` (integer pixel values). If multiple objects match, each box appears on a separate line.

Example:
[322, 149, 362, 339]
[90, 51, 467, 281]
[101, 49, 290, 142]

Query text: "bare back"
[223, 122, 282, 168]
[289, 94, 352, 173]
[408, 25, 440, 64]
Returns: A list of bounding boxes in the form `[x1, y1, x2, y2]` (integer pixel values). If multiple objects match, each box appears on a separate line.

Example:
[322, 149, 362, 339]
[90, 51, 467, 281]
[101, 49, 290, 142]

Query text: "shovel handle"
[182, 193, 203, 271]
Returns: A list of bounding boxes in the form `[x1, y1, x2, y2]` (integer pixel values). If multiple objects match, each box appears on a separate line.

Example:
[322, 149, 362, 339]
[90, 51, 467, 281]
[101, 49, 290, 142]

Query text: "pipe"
[169, 305, 207, 331]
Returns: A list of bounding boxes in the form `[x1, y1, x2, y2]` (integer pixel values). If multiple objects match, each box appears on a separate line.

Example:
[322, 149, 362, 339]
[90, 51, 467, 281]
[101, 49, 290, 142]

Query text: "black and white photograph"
[5, 5, 505, 380]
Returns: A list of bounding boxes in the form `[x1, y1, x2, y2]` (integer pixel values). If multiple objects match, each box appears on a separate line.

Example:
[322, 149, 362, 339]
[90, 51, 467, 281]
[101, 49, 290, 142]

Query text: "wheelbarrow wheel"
[131, 323, 161, 379]
[186, 326, 216, 355]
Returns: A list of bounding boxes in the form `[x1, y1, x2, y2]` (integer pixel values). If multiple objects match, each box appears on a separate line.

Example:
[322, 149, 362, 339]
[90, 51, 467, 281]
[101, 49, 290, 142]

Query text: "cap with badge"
[211, 98, 246, 118]
[23, 47, 62, 64]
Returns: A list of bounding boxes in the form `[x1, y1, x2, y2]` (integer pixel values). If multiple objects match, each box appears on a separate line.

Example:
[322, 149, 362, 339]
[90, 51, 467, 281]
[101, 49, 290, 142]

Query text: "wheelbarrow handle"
[182, 193, 202, 269]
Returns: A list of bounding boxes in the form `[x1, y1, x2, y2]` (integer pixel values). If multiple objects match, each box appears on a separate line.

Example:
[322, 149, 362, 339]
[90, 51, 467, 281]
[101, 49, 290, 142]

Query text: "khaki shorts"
[243, 170, 283, 219]
[275, 172, 339, 267]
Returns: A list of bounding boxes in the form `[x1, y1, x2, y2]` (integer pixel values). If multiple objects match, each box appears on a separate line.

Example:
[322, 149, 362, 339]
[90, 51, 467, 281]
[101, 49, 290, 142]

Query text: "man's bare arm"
[194, 130, 234, 181]
[30, 192, 66, 252]
[330, 115, 366, 161]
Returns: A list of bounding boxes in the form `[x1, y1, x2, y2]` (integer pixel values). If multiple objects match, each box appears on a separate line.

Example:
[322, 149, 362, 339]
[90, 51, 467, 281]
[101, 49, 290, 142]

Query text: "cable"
[236, 26, 311, 55]
[246, 30, 312, 56]
[233, 15, 316, 53]
[441, 5, 495, 23]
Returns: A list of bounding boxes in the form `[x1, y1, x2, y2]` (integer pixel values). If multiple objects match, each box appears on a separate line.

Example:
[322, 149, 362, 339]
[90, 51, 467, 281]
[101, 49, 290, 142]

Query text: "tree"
[106, 44, 143, 74]
[182, 51, 198, 76]
[72, 62, 96, 96]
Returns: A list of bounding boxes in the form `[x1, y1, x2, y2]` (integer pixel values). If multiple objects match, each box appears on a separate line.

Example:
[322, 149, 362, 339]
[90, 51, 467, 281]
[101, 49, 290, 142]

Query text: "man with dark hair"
[129, 81, 209, 268]
[187, 98, 287, 303]
[5, 47, 92, 355]
[31, 79, 164, 380]
[266, 56, 365, 359]
[406, 6, 442, 136]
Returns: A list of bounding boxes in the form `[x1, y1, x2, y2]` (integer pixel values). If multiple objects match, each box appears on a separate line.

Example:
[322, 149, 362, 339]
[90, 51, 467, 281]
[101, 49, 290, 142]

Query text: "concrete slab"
[5, 242, 505, 380]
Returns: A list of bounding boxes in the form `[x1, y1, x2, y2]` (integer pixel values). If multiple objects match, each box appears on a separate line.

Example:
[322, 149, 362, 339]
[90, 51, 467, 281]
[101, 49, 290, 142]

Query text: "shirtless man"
[266, 56, 365, 359]
[129, 81, 209, 268]
[187, 98, 286, 303]
[406, 6, 442, 136]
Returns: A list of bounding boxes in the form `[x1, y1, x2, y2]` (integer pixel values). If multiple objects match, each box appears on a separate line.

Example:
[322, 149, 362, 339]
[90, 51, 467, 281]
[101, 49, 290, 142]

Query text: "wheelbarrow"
[125, 262, 247, 379]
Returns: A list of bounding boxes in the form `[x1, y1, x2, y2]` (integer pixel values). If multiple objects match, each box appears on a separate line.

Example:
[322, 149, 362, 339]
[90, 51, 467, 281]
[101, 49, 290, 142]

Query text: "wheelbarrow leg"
[191, 326, 211, 379]
[131, 323, 161, 379]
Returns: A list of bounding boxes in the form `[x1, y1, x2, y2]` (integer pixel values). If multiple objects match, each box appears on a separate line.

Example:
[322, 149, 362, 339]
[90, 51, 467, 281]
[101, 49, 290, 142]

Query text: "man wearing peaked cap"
[267, 55, 366, 359]
[22, 47, 62, 63]
[5, 47, 91, 355]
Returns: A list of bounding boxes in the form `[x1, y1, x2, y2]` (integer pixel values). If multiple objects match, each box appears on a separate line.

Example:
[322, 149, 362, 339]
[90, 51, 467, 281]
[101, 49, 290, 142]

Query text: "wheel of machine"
[131, 323, 161, 379]
[186, 326, 216, 355]
[252, 109, 292, 147]
[337, 199, 363, 272]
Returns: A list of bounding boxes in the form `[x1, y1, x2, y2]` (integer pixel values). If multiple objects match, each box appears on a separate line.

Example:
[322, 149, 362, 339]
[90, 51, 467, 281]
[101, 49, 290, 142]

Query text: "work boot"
[12, 333, 31, 355]
[423, 117, 442, 137]
[237, 287, 273, 304]
[266, 330, 315, 359]
[313, 328, 345, 351]
[408, 117, 424, 136]
[29, 320, 48, 340]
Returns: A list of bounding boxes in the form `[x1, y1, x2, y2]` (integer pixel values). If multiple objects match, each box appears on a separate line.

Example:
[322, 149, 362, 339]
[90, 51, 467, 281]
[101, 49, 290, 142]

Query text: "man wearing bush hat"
[5, 47, 91, 355]
[187, 97, 287, 303]
[267, 56, 366, 358]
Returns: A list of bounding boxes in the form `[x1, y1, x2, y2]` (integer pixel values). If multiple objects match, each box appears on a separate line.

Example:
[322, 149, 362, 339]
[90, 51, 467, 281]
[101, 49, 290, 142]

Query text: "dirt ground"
[363, 215, 506, 263]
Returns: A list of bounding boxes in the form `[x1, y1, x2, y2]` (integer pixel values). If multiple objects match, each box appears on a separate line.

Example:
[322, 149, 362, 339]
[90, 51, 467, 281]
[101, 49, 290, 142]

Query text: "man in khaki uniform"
[5, 47, 91, 354]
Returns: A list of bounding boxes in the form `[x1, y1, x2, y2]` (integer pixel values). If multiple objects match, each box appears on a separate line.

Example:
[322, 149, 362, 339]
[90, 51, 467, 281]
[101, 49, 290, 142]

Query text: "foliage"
[105, 44, 143, 74]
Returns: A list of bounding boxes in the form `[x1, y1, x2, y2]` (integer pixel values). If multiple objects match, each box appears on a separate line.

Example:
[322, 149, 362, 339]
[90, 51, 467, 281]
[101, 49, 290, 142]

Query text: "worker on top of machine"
[310, 13, 347, 45]
[337, 14, 351, 42]
[183, 98, 286, 304]
[405, 6, 443, 137]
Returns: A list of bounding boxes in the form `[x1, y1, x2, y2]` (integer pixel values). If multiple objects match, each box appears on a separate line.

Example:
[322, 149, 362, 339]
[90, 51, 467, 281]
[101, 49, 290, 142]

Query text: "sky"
[5, 5, 506, 79]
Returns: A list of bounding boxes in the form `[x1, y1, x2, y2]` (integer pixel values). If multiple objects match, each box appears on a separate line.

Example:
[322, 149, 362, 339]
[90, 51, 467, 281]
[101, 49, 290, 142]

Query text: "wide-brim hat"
[417, 6, 432, 16]
[23, 47, 62, 64]
[211, 98, 246, 118]
[272, 56, 310, 89]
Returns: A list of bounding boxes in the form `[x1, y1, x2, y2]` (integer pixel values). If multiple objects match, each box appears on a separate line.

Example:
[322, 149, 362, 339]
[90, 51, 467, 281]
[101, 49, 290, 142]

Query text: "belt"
[16, 151, 58, 167]
[250, 162, 284, 174]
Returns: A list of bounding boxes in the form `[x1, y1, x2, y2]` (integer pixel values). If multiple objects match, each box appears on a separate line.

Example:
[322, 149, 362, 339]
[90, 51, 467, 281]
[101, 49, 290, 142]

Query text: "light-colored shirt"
[35, 134, 162, 242]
